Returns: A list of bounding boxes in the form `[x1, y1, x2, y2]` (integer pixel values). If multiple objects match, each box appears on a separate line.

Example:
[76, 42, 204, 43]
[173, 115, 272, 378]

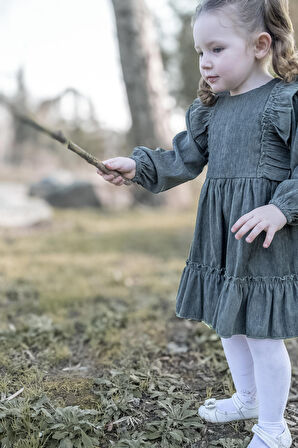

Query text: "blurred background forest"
[1, 0, 296, 219]
[0, 2, 298, 447]
[1, 0, 202, 218]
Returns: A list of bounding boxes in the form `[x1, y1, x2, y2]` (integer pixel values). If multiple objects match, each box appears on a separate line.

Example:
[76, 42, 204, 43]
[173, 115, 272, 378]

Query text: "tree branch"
[6, 105, 133, 186]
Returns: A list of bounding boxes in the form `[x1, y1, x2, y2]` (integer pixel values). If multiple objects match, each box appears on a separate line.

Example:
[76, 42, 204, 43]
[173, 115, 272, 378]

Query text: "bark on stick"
[14, 112, 133, 186]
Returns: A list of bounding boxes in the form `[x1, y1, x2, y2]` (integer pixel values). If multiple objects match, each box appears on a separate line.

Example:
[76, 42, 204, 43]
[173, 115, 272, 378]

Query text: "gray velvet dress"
[129, 76, 298, 340]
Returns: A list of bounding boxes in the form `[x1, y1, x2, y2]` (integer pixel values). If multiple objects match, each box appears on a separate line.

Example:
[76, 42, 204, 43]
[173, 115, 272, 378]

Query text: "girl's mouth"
[207, 76, 219, 83]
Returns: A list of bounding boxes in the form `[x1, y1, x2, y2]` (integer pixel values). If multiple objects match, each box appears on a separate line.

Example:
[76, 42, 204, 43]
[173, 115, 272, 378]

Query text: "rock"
[28, 170, 75, 198]
[0, 183, 52, 228]
[29, 171, 102, 208]
[40, 181, 101, 208]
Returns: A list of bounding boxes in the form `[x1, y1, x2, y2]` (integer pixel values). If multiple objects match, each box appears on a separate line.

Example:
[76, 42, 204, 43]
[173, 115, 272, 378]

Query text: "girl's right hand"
[96, 157, 136, 186]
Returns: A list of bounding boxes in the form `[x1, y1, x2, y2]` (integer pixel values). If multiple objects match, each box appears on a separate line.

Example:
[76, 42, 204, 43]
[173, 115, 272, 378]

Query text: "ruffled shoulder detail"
[188, 97, 214, 139]
[258, 77, 298, 181]
[187, 97, 215, 153]
[265, 76, 298, 146]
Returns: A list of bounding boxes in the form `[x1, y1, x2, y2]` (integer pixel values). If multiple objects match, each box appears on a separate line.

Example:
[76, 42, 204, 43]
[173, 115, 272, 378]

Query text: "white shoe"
[251, 418, 292, 448]
[198, 392, 259, 423]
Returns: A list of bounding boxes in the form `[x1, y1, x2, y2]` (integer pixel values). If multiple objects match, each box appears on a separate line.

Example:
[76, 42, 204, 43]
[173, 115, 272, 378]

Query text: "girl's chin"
[204, 77, 227, 93]
[209, 84, 224, 93]
[207, 79, 221, 89]
[209, 82, 228, 94]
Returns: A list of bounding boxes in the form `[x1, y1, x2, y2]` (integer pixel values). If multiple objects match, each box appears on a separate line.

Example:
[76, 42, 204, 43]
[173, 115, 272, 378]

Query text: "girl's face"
[193, 10, 258, 96]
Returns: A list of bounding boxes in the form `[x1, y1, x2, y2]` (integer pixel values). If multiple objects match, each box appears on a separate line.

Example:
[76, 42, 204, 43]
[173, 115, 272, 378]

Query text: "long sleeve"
[128, 100, 210, 194]
[269, 93, 298, 225]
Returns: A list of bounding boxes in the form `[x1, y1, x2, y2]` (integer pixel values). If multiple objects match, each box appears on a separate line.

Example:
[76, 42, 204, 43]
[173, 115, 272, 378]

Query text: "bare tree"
[111, 0, 174, 205]
[111, 0, 172, 150]
[4, 67, 34, 165]
[289, 0, 298, 41]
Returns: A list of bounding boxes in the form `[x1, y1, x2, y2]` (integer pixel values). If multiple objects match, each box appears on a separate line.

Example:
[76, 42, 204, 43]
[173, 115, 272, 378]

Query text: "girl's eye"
[198, 48, 223, 57]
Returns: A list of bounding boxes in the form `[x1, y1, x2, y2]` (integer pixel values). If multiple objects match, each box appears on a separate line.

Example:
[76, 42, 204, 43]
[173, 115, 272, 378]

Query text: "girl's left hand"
[231, 204, 287, 249]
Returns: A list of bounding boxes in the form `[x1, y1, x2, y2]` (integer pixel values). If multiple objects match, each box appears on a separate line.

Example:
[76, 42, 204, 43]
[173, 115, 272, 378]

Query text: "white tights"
[220, 335, 292, 445]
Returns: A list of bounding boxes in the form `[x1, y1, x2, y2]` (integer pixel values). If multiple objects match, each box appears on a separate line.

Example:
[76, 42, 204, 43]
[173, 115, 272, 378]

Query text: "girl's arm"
[268, 94, 298, 225]
[128, 103, 209, 194]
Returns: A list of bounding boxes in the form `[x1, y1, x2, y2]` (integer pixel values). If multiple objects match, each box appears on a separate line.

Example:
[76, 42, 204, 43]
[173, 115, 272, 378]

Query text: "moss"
[43, 377, 99, 409]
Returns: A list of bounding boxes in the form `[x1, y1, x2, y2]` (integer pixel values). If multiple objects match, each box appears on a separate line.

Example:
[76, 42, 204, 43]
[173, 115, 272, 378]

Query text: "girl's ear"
[254, 32, 272, 59]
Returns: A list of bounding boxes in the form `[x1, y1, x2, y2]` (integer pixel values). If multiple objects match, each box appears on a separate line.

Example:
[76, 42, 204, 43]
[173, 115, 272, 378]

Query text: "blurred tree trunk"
[111, 0, 173, 205]
[289, 0, 298, 41]
[4, 68, 34, 165]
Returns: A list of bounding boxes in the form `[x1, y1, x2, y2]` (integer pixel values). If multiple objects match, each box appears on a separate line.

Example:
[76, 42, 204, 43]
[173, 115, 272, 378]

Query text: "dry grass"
[0, 205, 297, 447]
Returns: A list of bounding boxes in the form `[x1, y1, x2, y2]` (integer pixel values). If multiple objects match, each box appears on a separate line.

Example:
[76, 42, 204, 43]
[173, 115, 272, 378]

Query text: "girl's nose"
[200, 54, 212, 69]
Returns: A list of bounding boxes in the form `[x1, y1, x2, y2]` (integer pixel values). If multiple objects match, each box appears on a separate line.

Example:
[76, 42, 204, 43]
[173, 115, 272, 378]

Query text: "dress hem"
[175, 313, 298, 340]
[175, 262, 298, 340]
[186, 260, 298, 283]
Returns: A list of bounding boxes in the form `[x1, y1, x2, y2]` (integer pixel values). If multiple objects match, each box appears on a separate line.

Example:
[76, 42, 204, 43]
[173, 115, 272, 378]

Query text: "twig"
[1, 387, 24, 402]
[7, 105, 133, 186]
[62, 363, 88, 371]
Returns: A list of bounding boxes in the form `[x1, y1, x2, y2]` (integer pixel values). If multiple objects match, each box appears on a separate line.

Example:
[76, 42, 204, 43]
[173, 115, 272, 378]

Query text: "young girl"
[97, 0, 298, 446]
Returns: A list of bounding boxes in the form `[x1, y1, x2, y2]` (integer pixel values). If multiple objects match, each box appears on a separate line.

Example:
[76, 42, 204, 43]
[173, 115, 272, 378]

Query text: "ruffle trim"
[189, 98, 213, 138]
[258, 77, 298, 181]
[129, 97, 214, 185]
[188, 98, 215, 154]
[266, 79, 297, 144]
[175, 261, 298, 339]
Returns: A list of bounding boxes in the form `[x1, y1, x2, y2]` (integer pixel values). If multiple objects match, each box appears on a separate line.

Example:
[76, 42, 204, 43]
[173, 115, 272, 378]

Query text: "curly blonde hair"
[192, 0, 298, 106]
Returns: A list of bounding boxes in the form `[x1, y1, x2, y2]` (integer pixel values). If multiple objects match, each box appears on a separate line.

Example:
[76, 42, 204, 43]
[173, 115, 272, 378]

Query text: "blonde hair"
[192, 0, 298, 106]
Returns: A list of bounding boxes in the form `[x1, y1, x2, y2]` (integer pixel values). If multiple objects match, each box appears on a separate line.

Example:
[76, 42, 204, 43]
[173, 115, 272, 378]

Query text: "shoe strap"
[231, 393, 252, 418]
[251, 424, 280, 448]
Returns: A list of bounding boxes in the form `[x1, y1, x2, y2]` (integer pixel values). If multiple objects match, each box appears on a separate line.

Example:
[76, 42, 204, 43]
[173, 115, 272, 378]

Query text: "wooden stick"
[14, 112, 133, 186]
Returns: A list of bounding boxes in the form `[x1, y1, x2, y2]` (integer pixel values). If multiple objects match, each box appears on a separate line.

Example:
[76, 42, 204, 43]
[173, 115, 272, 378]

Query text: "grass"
[0, 205, 270, 447]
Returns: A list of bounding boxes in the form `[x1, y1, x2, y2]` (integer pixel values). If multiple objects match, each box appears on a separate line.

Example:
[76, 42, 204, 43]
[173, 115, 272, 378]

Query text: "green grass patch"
[0, 206, 253, 447]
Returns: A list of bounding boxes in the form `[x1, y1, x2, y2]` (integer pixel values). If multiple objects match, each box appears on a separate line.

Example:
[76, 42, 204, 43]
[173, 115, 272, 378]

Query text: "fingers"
[233, 216, 263, 241]
[231, 211, 254, 233]
[97, 158, 122, 179]
[244, 222, 276, 248]
[102, 158, 121, 172]
[102, 173, 123, 185]
[231, 214, 277, 248]
[111, 175, 124, 186]
[262, 228, 276, 248]
[244, 221, 267, 243]
[96, 168, 124, 186]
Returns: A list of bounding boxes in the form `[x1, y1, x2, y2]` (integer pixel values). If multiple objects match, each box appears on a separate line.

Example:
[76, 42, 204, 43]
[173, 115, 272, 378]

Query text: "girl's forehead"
[193, 11, 240, 46]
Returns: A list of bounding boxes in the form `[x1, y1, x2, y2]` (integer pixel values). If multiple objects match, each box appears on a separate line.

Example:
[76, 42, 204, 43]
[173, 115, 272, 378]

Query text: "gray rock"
[29, 171, 102, 208]
[28, 170, 75, 198]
